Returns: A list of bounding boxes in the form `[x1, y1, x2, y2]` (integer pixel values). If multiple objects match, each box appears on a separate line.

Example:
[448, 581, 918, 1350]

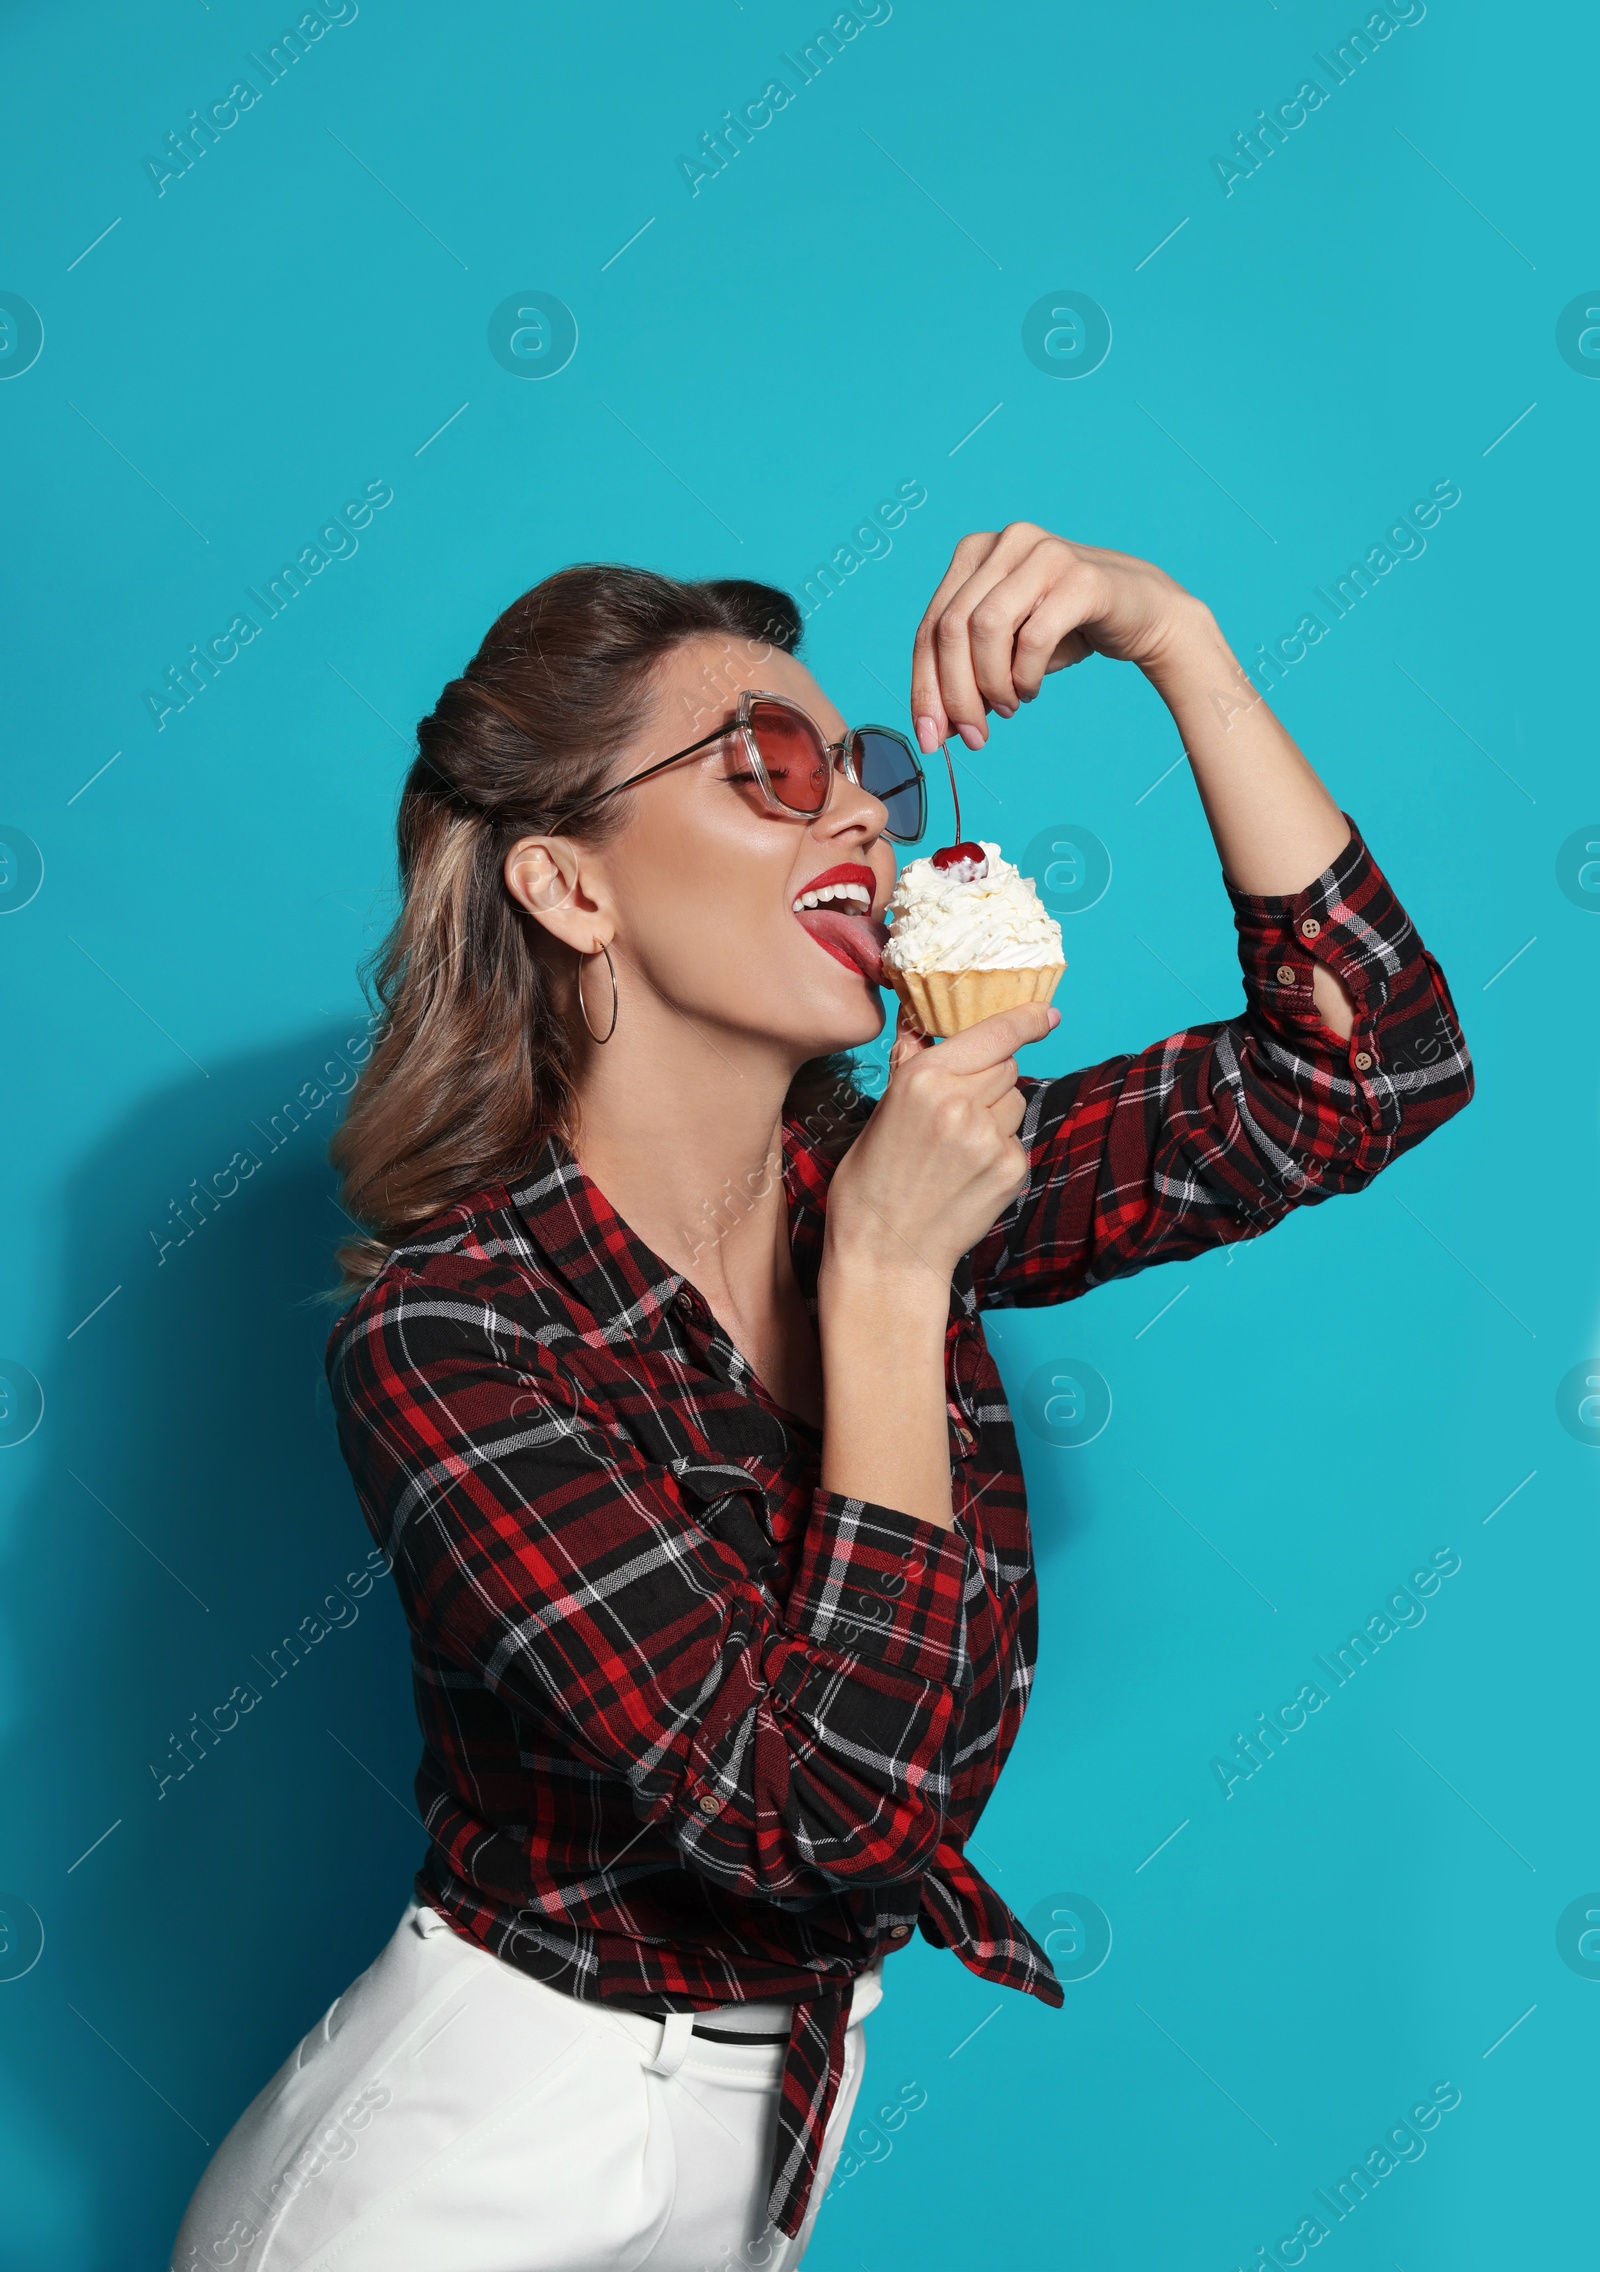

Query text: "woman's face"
[570, 635, 903, 1062]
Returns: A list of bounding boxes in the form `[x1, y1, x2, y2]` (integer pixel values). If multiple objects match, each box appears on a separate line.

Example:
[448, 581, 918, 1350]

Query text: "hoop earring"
[576, 942, 618, 1044]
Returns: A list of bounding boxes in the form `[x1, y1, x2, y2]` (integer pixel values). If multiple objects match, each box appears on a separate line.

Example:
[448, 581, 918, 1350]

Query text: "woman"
[172, 525, 1473, 2272]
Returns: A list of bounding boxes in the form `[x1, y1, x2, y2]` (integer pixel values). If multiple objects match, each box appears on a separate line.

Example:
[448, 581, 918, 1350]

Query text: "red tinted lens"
[748, 701, 832, 813]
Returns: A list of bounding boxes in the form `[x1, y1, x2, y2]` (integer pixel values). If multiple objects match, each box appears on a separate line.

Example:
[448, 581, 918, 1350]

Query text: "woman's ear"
[503, 836, 614, 953]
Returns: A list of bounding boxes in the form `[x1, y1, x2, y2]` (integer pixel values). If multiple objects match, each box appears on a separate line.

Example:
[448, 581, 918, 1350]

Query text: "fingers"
[887, 1002, 933, 1072]
[1004, 570, 1102, 701]
[926, 1002, 1059, 1071]
[965, 551, 1065, 718]
[911, 525, 1070, 749]
[987, 1084, 1028, 1141]
[895, 1036, 1023, 1112]
[960, 1055, 1024, 1111]
[909, 531, 1001, 751]
[963, 545, 1103, 722]
[930, 531, 1050, 741]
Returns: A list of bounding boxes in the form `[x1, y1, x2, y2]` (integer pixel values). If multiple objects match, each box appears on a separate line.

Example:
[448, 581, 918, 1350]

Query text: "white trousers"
[171, 1901, 882, 2272]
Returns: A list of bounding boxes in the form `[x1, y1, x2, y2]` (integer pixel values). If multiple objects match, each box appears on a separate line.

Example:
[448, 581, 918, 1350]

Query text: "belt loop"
[643, 2010, 694, 2077]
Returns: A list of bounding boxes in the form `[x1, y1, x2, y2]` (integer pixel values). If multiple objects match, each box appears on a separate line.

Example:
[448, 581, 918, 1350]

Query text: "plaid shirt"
[325, 811, 1472, 2237]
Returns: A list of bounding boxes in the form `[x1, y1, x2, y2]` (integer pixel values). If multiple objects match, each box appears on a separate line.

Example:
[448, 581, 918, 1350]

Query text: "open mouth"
[790, 862, 888, 984]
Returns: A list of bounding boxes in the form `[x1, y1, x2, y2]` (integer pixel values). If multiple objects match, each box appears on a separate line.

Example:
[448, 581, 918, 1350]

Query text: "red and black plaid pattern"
[325, 811, 1471, 2237]
[968, 811, 1475, 1302]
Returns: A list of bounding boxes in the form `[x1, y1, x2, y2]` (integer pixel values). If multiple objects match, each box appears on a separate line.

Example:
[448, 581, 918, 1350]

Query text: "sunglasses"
[549, 690, 929, 844]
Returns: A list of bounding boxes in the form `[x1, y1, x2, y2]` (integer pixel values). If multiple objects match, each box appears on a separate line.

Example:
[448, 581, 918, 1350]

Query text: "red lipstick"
[790, 862, 887, 983]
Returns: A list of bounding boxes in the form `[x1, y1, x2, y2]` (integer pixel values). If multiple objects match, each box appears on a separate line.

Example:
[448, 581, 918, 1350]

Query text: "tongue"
[795, 907, 888, 984]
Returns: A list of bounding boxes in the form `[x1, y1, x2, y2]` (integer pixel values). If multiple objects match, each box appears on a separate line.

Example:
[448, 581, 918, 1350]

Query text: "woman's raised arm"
[901, 524, 1474, 1308]
[910, 522, 1371, 1032]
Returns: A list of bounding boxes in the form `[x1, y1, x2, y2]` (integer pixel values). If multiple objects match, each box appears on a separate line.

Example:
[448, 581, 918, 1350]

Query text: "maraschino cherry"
[927, 743, 987, 881]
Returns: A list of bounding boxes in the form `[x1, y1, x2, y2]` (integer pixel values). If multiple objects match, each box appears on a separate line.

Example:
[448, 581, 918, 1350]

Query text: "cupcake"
[883, 838, 1066, 1038]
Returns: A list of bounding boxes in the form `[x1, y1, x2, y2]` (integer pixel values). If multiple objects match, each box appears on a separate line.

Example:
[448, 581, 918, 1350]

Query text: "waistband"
[409, 1898, 884, 2229]
[633, 1959, 884, 2043]
[410, 1901, 885, 2043]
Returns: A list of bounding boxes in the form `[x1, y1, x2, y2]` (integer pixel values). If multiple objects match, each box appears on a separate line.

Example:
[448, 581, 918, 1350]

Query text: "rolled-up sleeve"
[969, 811, 1474, 1308]
[329, 1279, 976, 1897]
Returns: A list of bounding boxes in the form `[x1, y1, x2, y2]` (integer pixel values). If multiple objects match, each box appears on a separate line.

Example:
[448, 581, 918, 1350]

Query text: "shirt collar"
[505, 1116, 840, 1345]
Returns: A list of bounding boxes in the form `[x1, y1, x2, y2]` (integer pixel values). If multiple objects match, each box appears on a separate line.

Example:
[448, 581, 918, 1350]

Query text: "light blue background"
[1, 1, 1594, 2265]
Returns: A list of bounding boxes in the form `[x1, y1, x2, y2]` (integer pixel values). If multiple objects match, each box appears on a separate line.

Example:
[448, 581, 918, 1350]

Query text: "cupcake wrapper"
[888, 963, 1065, 1039]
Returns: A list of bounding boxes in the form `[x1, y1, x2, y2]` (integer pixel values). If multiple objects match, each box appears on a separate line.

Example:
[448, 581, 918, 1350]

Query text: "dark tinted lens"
[852, 729, 926, 842]
[748, 701, 831, 813]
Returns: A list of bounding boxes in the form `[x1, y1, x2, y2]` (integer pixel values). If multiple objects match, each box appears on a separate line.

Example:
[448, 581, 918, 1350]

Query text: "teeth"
[792, 882, 872, 913]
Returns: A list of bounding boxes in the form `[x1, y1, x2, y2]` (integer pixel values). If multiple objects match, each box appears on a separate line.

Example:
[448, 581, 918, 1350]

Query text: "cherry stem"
[942, 740, 962, 847]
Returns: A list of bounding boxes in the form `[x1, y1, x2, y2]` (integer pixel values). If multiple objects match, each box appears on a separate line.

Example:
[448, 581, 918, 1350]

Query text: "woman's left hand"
[909, 522, 1205, 752]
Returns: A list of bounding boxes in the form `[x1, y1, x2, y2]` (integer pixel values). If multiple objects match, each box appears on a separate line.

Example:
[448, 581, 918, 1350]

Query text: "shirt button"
[889, 1923, 911, 1939]
[1299, 917, 1322, 939]
[1275, 963, 1297, 985]
[676, 1289, 697, 1318]
[697, 1792, 722, 1815]
[1353, 1050, 1373, 1071]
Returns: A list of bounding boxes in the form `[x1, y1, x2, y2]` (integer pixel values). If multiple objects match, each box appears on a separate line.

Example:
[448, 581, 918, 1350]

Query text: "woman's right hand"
[816, 999, 1056, 1527]
[822, 1001, 1058, 1291]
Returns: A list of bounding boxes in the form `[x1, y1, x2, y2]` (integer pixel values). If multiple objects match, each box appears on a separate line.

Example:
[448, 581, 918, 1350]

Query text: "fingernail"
[914, 714, 939, 754]
[958, 722, 985, 750]
[1047, 1007, 1061, 1028]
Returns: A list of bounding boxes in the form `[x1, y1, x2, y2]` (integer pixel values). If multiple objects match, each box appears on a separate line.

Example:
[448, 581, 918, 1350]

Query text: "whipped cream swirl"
[883, 840, 1064, 972]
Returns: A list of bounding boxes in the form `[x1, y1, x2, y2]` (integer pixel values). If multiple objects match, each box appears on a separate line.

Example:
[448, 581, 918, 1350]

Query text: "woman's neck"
[569, 1003, 803, 1313]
